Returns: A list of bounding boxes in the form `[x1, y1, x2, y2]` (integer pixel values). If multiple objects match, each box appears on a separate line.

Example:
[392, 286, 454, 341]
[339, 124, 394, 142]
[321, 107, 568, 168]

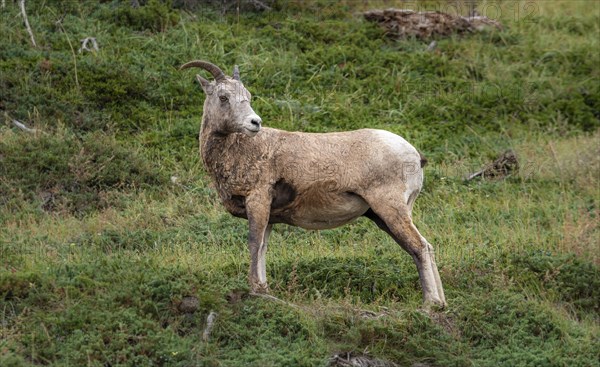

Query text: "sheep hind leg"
[363, 207, 446, 309]
[420, 234, 445, 306]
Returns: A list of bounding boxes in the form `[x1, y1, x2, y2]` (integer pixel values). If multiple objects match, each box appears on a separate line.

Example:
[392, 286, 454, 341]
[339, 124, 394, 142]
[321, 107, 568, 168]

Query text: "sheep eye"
[219, 95, 229, 102]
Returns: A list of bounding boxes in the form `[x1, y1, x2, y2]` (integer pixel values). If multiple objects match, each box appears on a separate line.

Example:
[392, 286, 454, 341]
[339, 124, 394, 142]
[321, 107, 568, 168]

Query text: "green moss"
[510, 252, 600, 316]
[98, 0, 179, 32]
[455, 290, 599, 367]
[0, 258, 221, 366]
[0, 132, 165, 216]
[269, 256, 419, 303]
[0, 272, 44, 300]
[211, 300, 326, 366]
[0, 353, 34, 367]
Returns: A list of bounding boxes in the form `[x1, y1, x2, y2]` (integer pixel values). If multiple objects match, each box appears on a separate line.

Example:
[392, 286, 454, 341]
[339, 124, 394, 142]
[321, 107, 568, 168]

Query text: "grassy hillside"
[1, 1, 599, 366]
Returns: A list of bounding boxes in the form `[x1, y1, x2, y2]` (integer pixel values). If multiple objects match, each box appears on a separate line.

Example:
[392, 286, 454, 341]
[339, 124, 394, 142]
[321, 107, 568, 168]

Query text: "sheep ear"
[195, 74, 212, 94]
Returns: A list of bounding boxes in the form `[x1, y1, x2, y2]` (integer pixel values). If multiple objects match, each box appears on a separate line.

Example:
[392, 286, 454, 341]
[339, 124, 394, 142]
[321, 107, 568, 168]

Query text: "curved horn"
[179, 60, 225, 82]
[233, 65, 240, 81]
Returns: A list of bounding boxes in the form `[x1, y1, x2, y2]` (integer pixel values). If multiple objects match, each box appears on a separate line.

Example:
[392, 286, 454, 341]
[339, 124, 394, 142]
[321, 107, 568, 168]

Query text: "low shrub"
[0, 131, 166, 215]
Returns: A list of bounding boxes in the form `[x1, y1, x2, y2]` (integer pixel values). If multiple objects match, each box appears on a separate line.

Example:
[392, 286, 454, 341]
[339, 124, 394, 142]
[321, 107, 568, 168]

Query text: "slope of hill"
[1, 1, 598, 366]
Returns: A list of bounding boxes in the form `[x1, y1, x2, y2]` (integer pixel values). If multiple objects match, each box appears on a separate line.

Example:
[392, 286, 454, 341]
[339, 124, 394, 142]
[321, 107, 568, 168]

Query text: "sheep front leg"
[246, 193, 271, 294]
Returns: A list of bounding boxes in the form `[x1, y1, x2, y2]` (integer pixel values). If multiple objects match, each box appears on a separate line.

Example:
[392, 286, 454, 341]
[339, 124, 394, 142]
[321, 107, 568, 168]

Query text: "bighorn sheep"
[180, 60, 446, 308]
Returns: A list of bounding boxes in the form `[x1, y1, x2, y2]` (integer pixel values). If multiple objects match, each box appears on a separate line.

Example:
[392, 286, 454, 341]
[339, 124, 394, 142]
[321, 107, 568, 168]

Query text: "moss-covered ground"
[1, 1, 598, 366]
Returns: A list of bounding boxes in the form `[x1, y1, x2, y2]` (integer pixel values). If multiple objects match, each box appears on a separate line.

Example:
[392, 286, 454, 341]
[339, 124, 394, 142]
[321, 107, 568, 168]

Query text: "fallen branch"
[202, 311, 217, 342]
[78, 37, 99, 53]
[358, 309, 389, 319]
[363, 9, 503, 40]
[426, 40, 437, 52]
[248, 0, 271, 11]
[466, 150, 519, 181]
[6, 112, 38, 134]
[329, 351, 399, 367]
[19, 0, 37, 47]
[11, 119, 37, 133]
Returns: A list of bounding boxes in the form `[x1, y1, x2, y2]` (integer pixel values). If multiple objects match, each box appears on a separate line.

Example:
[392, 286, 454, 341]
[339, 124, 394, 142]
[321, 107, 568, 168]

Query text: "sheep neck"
[199, 115, 229, 171]
[199, 115, 263, 199]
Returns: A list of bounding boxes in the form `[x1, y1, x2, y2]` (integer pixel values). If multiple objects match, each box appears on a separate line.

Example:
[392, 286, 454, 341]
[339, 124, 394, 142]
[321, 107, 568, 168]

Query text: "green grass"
[1, 0, 599, 366]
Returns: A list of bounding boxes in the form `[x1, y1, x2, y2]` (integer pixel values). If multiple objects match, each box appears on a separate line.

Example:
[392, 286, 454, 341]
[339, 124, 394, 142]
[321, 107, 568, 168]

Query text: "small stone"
[177, 296, 199, 314]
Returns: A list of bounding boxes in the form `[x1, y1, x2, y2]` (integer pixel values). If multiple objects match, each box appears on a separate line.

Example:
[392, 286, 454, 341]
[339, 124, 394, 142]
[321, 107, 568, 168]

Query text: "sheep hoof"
[250, 282, 270, 294]
[423, 298, 446, 312]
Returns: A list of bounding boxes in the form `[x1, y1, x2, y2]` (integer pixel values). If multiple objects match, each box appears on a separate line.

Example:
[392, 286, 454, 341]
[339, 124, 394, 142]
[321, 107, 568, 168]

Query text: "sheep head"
[180, 60, 262, 137]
